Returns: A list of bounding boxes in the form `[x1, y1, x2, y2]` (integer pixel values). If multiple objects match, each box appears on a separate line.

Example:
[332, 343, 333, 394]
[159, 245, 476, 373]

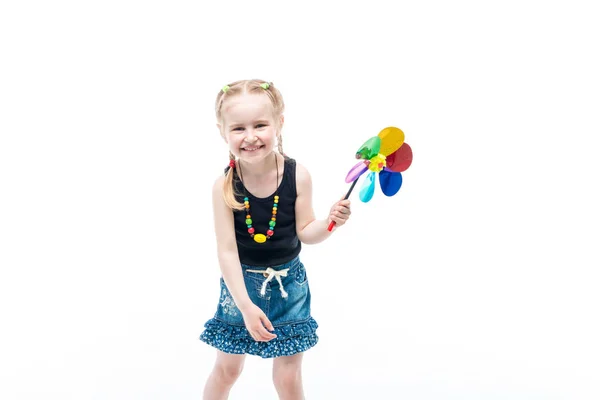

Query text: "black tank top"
[231, 157, 302, 266]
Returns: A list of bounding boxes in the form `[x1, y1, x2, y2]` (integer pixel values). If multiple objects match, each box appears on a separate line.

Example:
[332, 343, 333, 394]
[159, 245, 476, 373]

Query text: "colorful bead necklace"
[237, 154, 279, 244]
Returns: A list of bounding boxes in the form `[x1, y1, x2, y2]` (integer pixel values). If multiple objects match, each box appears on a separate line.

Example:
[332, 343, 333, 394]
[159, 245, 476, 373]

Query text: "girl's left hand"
[328, 198, 351, 227]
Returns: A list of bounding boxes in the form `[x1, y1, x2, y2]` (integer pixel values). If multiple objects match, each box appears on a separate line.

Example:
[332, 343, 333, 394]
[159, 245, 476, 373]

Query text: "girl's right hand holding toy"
[328, 198, 352, 228]
[241, 303, 277, 342]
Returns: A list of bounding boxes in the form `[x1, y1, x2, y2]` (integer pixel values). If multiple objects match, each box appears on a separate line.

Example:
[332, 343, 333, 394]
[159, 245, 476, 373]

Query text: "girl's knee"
[273, 364, 302, 389]
[213, 355, 245, 386]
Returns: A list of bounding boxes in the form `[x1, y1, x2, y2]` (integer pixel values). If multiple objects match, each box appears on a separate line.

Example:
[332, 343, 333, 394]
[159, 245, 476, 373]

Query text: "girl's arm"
[295, 163, 351, 244]
[212, 176, 277, 342]
[211, 176, 253, 310]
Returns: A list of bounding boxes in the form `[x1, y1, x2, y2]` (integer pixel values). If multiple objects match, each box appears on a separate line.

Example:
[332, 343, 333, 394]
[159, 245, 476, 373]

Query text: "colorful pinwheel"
[327, 126, 413, 231]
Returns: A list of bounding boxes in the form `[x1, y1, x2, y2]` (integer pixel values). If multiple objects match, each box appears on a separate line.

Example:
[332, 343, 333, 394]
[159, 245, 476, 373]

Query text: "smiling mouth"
[241, 145, 265, 152]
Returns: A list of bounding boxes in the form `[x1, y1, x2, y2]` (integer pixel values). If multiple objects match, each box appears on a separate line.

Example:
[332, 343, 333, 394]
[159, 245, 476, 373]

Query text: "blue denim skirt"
[199, 256, 318, 358]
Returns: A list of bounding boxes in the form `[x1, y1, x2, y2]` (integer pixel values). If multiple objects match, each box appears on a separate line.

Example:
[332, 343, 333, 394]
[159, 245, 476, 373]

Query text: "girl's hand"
[241, 303, 277, 342]
[328, 198, 351, 227]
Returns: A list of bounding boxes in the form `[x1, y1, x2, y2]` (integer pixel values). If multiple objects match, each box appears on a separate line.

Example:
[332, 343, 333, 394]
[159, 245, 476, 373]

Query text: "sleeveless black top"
[231, 157, 302, 267]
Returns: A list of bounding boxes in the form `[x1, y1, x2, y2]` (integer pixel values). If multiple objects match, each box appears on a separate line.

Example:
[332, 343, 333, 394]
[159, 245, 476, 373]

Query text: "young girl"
[199, 79, 351, 399]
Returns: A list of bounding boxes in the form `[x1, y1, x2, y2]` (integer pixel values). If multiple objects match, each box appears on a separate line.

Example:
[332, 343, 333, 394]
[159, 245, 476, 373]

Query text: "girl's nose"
[245, 130, 258, 142]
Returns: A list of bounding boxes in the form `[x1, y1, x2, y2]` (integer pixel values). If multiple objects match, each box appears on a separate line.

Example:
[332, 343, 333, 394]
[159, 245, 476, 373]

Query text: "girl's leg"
[272, 352, 304, 400]
[203, 350, 246, 400]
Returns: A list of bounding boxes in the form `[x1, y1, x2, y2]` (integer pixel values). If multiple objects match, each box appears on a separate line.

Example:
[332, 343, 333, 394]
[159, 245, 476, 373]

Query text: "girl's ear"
[279, 115, 285, 128]
[217, 123, 228, 143]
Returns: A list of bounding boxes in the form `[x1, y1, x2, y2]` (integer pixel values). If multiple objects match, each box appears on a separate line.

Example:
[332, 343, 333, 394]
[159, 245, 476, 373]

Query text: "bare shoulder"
[295, 161, 313, 194]
[210, 173, 237, 253]
[212, 174, 226, 194]
[212, 174, 229, 212]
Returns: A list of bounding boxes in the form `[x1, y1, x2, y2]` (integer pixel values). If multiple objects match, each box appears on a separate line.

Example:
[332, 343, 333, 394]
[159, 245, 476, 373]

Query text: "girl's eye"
[256, 124, 267, 128]
[233, 127, 244, 131]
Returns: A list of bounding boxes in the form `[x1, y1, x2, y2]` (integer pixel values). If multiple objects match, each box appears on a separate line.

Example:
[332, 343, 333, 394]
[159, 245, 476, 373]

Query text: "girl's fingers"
[337, 205, 351, 214]
[251, 329, 264, 342]
[260, 315, 275, 332]
[329, 202, 351, 227]
[258, 326, 276, 341]
[332, 216, 345, 225]
[250, 324, 276, 342]
[259, 315, 276, 340]
[334, 210, 350, 219]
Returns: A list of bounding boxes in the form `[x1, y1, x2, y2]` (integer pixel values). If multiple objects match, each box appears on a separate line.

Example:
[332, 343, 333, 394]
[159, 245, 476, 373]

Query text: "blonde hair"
[217, 79, 286, 210]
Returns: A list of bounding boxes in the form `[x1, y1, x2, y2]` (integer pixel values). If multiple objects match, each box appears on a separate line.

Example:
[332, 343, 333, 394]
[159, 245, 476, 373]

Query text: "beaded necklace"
[237, 153, 279, 244]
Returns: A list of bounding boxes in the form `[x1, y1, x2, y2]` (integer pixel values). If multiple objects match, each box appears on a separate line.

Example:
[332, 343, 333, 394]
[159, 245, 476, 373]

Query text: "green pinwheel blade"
[355, 136, 381, 160]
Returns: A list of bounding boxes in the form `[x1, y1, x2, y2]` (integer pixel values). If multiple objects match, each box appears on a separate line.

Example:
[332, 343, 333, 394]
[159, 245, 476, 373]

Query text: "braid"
[223, 152, 244, 210]
[277, 131, 285, 156]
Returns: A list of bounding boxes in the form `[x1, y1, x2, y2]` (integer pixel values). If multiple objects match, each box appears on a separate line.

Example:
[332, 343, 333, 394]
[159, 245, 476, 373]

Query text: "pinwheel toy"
[327, 126, 413, 231]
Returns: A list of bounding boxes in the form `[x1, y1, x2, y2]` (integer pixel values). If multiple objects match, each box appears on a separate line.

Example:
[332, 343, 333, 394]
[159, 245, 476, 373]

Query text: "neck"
[238, 151, 279, 177]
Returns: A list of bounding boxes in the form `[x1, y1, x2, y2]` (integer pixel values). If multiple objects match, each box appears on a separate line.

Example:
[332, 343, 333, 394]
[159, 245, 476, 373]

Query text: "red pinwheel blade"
[359, 171, 376, 202]
[379, 169, 403, 196]
[385, 142, 413, 173]
[345, 160, 369, 183]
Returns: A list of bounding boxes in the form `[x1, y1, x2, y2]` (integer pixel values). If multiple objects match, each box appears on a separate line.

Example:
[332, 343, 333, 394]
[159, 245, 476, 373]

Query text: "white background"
[1, 1, 599, 399]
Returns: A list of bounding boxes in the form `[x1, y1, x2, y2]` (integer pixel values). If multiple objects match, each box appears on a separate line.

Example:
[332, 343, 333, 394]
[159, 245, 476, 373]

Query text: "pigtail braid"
[276, 131, 285, 157]
[222, 152, 245, 210]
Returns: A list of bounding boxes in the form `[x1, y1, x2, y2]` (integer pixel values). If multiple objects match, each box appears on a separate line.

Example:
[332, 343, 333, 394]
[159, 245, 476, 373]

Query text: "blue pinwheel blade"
[379, 170, 403, 196]
[359, 171, 376, 202]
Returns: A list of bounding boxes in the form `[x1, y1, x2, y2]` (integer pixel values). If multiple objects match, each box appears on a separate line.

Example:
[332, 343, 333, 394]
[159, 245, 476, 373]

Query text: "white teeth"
[243, 146, 261, 151]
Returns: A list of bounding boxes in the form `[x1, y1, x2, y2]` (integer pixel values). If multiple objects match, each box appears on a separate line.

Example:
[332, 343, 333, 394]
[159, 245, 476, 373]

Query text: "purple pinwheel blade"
[345, 161, 369, 183]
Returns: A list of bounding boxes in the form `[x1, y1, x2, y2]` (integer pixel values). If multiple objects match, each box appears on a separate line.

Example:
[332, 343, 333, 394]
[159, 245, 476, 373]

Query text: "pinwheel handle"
[326, 221, 336, 232]
[327, 179, 359, 232]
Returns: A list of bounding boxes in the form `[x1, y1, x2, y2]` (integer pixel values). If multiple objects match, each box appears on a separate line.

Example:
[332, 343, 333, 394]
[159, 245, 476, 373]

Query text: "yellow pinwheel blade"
[377, 126, 405, 156]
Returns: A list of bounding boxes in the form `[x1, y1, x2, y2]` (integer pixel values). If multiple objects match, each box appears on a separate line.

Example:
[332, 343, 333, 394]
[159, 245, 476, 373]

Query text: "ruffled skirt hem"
[199, 316, 318, 358]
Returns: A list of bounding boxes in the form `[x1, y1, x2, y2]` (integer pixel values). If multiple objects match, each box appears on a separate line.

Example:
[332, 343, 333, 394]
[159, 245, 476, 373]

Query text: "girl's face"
[220, 92, 282, 164]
